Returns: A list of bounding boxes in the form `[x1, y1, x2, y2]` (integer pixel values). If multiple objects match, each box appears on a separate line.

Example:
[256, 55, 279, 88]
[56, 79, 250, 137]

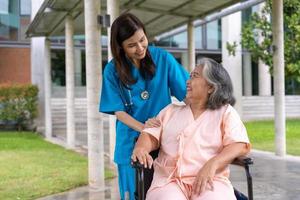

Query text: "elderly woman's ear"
[208, 85, 214, 94]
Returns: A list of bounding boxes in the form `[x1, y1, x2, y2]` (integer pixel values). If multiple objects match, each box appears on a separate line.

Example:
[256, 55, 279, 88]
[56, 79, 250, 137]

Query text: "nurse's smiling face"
[122, 29, 148, 67]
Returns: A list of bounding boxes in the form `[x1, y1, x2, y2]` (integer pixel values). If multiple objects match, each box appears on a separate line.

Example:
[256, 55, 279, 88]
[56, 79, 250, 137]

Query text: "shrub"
[0, 84, 39, 131]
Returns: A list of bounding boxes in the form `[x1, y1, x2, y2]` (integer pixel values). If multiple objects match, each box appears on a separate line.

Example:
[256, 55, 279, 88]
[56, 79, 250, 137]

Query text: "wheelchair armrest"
[231, 155, 254, 200]
[132, 160, 145, 169]
[231, 155, 253, 167]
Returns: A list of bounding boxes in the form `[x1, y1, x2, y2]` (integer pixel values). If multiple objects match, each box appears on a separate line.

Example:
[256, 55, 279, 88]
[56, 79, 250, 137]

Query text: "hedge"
[0, 84, 39, 131]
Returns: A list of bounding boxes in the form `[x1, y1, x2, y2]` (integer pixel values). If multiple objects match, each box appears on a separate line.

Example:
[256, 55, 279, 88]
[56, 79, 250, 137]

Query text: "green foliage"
[0, 84, 39, 131]
[226, 41, 238, 56]
[241, 4, 273, 67]
[227, 0, 300, 81]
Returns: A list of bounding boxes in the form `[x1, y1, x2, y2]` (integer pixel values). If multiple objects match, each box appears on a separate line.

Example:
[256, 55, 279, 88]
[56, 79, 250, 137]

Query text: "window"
[172, 31, 187, 48]
[20, 0, 31, 15]
[195, 26, 202, 49]
[206, 20, 221, 50]
[0, 0, 9, 14]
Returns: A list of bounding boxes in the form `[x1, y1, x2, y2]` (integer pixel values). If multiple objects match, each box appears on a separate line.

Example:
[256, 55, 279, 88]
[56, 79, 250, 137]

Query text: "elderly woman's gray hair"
[197, 58, 236, 110]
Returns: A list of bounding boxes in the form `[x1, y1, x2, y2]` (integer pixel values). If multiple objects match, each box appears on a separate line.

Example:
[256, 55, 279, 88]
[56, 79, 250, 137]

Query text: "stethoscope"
[118, 79, 149, 114]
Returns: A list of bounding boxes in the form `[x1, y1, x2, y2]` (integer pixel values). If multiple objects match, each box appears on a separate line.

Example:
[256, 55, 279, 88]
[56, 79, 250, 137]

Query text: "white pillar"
[181, 52, 189, 71]
[44, 39, 52, 139]
[222, 12, 243, 115]
[74, 47, 82, 86]
[187, 19, 195, 72]
[258, 60, 271, 95]
[84, 0, 104, 189]
[243, 52, 252, 96]
[258, 2, 271, 96]
[65, 15, 76, 149]
[31, 0, 46, 134]
[107, 0, 119, 165]
[272, 0, 286, 157]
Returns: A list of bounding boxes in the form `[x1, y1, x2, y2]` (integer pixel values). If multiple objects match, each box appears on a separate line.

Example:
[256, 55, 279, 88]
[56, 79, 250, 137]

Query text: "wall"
[242, 96, 300, 121]
[0, 47, 31, 84]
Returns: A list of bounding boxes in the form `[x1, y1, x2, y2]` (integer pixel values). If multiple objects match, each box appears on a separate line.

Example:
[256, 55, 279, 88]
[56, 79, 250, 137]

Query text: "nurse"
[99, 13, 189, 200]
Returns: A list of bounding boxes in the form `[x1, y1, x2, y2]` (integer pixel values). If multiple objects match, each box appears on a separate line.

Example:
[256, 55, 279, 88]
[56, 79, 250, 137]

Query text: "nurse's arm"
[115, 111, 144, 132]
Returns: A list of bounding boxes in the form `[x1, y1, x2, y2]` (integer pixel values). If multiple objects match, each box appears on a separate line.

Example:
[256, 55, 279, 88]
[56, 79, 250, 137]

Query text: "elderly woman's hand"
[192, 158, 218, 196]
[131, 147, 153, 169]
[144, 117, 161, 128]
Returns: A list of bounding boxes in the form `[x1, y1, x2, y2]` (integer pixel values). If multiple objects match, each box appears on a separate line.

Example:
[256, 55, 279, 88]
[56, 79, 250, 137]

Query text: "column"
[243, 52, 252, 96]
[272, 0, 286, 156]
[181, 51, 189, 71]
[187, 19, 195, 72]
[222, 12, 243, 115]
[258, 60, 271, 95]
[44, 39, 52, 139]
[258, 2, 271, 96]
[74, 46, 82, 87]
[30, 0, 46, 134]
[84, 0, 104, 189]
[107, 0, 119, 166]
[65, 15, 76, 149]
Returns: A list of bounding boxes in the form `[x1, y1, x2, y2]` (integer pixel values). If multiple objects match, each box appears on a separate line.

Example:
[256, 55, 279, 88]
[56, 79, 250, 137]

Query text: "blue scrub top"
[99, 46, 189, 164]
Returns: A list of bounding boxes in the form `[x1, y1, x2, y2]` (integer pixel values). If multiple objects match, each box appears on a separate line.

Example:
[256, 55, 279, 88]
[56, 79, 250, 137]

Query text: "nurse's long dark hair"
[110, 13, 155, 86]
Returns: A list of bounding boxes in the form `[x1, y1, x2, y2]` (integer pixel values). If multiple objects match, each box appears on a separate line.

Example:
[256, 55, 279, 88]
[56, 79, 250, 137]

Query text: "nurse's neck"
[131, 58, 141, 69]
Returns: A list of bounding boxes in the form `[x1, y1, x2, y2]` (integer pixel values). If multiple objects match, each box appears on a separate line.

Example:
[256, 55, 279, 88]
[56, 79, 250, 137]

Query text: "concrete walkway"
[37, 149, 300, 200]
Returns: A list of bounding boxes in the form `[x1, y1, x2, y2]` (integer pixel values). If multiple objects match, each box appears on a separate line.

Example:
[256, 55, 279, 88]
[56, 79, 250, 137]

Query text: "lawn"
[245, 119, 300, 156]
[0, 131, 114, 200]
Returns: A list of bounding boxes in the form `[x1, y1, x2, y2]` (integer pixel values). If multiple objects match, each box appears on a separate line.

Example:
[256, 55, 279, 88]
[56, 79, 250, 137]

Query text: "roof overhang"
[26, 0, 247, 39]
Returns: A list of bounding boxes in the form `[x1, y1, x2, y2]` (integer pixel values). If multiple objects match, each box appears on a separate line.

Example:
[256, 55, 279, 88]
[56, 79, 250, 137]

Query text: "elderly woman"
[131, 58, 251, 200]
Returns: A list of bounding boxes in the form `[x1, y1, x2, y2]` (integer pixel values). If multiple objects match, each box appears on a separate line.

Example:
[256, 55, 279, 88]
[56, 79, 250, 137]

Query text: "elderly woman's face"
[122, 29, 148, 64]
[186, 67, 212, 102]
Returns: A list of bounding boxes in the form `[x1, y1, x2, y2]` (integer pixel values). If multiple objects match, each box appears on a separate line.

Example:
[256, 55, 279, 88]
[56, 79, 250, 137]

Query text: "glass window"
[172, 31, 187, 48]
[20, 0, 31, 15]
[154, 26, 202, 49]
[153, 37, 172, 47]
[51, 50, 66, 86]
[0, 0, 9, 14]
[0, 0, 19, 41]
[242, 7, 252, 24]
[206, 20, 221, 50]
[195, 26, 202, 49]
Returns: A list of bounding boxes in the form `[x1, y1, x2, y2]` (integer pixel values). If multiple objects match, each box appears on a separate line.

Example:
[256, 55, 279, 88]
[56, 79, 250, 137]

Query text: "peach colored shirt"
[143, 104, 250, 198]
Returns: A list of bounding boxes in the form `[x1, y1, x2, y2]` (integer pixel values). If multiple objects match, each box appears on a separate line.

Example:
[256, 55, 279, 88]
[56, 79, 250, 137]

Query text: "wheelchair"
[132, 156, 253, 200]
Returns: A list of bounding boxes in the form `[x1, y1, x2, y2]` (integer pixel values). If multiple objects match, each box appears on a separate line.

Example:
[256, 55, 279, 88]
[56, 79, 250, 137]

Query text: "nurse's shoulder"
[148, 46, 170, 60]
[103, 59, 118, 77]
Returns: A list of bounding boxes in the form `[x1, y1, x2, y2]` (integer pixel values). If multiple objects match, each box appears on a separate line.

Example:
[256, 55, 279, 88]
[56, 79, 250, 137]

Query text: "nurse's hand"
[145, 118, 161, 128]
[131, 147, 153, 169]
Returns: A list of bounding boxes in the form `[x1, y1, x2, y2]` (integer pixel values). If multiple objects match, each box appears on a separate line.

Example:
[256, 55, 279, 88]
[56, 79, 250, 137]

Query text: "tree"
[227, 0, 300, 82]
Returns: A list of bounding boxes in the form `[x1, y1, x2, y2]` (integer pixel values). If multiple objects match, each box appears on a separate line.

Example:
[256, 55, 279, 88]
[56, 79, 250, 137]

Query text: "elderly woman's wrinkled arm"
[193, 142, 250, 196]
[131, 132, 159, 169]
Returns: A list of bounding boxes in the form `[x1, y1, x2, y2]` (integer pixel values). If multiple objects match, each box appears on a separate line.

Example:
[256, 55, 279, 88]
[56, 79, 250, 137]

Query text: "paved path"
[38, 149, 300, 200]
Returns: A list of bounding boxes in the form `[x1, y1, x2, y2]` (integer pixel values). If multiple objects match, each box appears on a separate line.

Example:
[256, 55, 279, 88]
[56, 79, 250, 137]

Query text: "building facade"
[1, 1, 299, 95]
[0, 0, 31, 84]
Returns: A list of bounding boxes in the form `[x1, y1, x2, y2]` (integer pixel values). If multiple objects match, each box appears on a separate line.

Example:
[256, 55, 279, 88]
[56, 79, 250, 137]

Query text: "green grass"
[245, 119, 300, 156]
[0, 131, 115, 200]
